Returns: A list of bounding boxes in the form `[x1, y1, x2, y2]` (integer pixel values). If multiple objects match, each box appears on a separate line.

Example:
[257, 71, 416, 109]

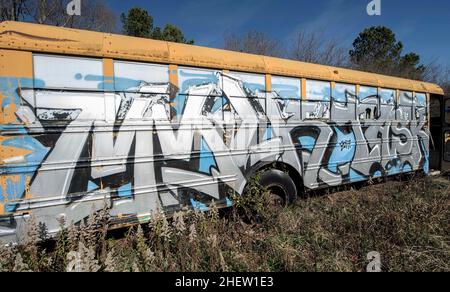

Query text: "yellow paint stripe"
[265, 74, 271, 92]
[301, 78, 307, 100]
[103, 58, 114, 78]
[169, 64, 178, 87]
[0, 49, 32, 78]
[266, 74, 272, 92]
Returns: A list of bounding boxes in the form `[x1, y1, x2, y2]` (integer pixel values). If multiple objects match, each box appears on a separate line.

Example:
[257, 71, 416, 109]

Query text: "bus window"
[333, 83, 356, 103]
[358, 86, 378, 121]
[306, 80, 331, 101]
[415, 93, 427, 107]
[399, 91, 413, 121]
[32, 54, 107, 123]
[414, 93, 427, 122]
[114, 61, 169, 92]
[271, 76, 301, 121]
[230, 72, 265, 96]
[229, 72, 266, 115]
[379, 88, 396, 105]
[179, 67, 219, 95]
[359, 86, 378, 103]
[176, 67, 221, 121]
[33, 54, 103, 90]
[271, 76, 301, 100]
[379, 88, 396, 122]
[333, 83, 356, 121]
[114, 61, 171, 121]
[400, 91, 414, 106]
[303, 80, 331, 120]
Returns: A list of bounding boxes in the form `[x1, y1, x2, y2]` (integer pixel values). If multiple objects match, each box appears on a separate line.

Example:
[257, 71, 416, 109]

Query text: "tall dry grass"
[0, 175, 449, 272]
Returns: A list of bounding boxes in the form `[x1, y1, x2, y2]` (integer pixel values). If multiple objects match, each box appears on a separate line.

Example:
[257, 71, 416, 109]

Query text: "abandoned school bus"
[0, 21, 448, 243]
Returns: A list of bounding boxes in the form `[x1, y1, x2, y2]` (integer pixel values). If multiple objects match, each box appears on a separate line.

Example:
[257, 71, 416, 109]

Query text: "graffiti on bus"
[0, 59, 429, 241]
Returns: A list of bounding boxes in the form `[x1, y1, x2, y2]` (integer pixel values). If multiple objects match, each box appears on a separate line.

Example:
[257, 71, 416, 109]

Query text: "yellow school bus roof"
[0, 21, 444, 95]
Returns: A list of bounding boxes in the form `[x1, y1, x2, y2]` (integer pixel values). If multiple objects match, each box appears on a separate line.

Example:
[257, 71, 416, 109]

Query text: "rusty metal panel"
[104, 33, 170, 62]
[0, 21, 104, 56]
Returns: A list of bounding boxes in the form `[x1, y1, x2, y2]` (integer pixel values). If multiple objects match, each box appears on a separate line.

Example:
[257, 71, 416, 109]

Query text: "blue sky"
[109, 0, 450, 66]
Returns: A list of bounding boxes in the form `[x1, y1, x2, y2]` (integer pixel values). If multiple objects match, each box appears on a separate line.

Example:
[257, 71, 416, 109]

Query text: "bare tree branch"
[0, 0, 27, 21]
[288, 30, 349, 67]
[224, 31, 285, 58]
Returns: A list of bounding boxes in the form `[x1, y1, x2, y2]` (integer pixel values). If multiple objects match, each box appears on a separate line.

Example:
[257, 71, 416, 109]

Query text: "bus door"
[430, 95, 443, 171]
[443, 97, 450, 172]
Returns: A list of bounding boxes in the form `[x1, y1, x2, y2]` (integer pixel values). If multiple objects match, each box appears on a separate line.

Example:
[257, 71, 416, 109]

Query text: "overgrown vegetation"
[0, 175, 449, 272]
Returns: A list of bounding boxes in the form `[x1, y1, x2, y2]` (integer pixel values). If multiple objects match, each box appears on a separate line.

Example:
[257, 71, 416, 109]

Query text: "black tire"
[259, 169, 297, 206]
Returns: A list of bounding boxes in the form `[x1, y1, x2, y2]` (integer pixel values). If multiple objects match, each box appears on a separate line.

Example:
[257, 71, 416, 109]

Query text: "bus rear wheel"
[259, 169, 298, 207]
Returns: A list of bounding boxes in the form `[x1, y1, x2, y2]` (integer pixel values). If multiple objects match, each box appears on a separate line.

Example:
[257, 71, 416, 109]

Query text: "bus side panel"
[0, 52, 430, 243]
[295, 91, 429, 189]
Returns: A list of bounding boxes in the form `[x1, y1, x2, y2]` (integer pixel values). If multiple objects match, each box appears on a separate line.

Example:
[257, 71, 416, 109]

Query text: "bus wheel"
[259, 169, 297, 207]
